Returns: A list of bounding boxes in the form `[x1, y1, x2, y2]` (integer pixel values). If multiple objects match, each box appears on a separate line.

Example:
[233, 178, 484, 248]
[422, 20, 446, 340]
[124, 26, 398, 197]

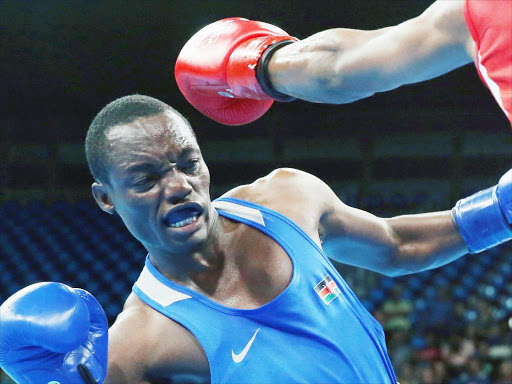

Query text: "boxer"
[2, 95, 512, 383]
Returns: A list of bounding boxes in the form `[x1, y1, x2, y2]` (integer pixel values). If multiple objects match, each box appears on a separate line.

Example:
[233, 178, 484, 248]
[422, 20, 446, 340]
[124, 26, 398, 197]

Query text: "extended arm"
[175, 0, 476, 124]
[316, 169, 512, 276]
[268, 0, 475, 103]
[321, 202, 467, 276]
[256, 168, 469, 277]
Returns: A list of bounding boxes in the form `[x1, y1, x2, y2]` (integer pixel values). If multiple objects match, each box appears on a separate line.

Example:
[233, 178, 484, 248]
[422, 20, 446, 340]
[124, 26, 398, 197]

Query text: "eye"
[133, 174, 159, 188]
[134, 178, 149, 186]
[181, 159, 200, 173]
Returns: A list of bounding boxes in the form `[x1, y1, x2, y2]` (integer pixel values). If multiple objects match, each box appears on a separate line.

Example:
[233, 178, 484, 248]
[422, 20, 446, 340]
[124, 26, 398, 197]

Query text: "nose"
[163, 171, 193, 204]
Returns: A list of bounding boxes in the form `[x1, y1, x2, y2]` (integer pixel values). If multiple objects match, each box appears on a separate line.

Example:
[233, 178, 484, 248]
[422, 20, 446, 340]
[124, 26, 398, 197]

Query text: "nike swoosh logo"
[231, 328, 260, 363]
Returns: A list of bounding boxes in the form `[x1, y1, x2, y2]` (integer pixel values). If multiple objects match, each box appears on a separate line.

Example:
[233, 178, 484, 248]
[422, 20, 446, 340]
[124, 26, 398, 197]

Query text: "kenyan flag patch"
[314, 275, 341, 305]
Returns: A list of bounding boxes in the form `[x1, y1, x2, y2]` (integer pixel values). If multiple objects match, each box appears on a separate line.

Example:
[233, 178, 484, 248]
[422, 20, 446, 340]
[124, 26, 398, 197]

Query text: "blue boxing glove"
[0, 282, 108, 384]
[452, 169, 512, 253]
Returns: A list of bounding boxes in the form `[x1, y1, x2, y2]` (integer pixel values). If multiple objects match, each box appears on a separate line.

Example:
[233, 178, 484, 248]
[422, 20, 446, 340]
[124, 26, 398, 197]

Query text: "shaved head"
[85, 94, 193, 183]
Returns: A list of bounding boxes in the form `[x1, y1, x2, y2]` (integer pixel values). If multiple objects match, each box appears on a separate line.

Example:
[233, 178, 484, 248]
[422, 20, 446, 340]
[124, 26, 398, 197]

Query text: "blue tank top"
[133, 197, 397, 383]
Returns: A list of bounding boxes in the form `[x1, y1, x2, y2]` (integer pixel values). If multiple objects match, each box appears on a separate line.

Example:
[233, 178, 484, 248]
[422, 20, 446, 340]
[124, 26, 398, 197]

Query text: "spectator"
[416, 363, 437, 384]
[433, 360, 448, 384]
[495, 361, 512, 384]
[417, 331, 442, 362]
[441, 332, 476, 375]
[397, 362, 415, 384]
[388, 330, 413, 369]
[380, 284, 413, 332]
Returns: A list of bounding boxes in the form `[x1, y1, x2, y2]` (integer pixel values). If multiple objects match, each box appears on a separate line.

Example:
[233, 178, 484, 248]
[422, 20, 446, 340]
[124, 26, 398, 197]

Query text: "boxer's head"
[86, 95, 215, 256]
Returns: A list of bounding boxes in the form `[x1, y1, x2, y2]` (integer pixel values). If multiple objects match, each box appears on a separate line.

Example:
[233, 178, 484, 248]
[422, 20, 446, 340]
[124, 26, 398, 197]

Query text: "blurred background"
[1, 0, 511, 383]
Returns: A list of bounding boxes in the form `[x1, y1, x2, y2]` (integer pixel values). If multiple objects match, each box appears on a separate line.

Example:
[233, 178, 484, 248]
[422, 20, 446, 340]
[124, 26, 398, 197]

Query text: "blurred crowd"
[380, 286, 512, 384]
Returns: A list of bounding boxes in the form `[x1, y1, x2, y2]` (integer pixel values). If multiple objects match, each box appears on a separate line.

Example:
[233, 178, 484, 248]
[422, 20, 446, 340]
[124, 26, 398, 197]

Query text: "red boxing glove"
[175, 17, 298, 126]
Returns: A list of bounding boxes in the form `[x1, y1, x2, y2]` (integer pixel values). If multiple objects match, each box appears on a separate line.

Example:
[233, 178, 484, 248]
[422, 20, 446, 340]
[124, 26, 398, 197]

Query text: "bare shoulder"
[222, 168, 332, 205]
[221, 168, 341, 231]
[105, 293, 209, 383]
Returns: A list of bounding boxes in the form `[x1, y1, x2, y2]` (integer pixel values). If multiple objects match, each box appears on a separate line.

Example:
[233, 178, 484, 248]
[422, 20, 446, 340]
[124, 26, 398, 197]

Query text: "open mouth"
[163, 203, 204, 229]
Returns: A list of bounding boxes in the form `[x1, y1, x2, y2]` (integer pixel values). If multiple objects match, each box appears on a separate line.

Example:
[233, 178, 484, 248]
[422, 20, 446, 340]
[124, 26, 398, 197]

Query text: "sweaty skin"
[267, 0, 476, 103]
[99, 112, 467, 383]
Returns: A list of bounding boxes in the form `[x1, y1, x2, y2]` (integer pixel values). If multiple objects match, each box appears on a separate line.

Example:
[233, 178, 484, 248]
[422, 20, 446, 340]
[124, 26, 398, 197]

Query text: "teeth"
[169, 215, 199, 228]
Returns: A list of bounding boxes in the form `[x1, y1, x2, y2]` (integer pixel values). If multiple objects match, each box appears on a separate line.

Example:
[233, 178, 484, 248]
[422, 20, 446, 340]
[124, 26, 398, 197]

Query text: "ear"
[91, 182, 115, 214]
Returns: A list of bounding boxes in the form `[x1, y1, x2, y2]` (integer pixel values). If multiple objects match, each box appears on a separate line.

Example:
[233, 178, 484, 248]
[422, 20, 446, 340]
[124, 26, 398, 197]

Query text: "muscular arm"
[321, 201, 468, 277]
[255, 168, 467, 277]
[268, 0, 475, 103]
[262, 168, 467, 277]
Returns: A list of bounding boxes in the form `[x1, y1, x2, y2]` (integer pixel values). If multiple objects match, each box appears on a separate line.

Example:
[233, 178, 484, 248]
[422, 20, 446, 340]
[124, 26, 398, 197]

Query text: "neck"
[147, 211, 236, 292]
[149, 244, 224, 286]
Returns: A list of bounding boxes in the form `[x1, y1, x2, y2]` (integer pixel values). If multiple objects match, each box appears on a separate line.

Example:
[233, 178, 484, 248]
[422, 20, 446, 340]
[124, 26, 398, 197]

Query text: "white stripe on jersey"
[135, 267, 191, 307]
[213, 200, 266, 226]
[477, 51, 510, 118]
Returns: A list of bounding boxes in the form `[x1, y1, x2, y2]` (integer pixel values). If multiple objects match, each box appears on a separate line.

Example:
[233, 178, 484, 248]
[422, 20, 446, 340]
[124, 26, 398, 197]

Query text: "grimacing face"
[92, 110, 215, 256]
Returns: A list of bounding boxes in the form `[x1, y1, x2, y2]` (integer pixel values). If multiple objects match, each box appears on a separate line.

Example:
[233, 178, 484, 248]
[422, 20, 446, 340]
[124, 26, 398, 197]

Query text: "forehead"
[104, 111, 199, 168]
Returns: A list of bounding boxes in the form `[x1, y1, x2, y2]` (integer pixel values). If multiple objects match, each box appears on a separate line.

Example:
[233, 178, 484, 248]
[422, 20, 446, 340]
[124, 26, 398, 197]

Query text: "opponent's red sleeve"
[464, 0, 512, 126]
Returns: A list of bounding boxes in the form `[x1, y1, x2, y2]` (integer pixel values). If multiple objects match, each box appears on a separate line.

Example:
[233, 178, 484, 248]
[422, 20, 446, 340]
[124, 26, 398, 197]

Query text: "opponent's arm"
[268, 0, 475, 103]
[176, 1, 474, 124]
[312, 168, 512, 276]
